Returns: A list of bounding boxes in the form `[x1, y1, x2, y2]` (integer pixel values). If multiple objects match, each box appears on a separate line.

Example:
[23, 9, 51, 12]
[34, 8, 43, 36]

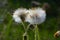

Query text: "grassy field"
[0, 8, 59, 40]
[0, 0, 60, 40]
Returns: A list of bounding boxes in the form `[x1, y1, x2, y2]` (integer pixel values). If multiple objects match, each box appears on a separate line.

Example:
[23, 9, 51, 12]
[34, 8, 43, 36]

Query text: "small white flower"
[13, 8, 27, 23]
[25, 8, 46, 24]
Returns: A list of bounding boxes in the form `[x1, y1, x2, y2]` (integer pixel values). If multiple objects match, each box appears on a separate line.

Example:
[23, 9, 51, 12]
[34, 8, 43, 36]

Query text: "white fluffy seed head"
[13, 8, 27, 15]
[25, 8, 46, 24]
[13, 15, 22, 23]
[12, 7, 46, 24]
[13, 8, 27, 23]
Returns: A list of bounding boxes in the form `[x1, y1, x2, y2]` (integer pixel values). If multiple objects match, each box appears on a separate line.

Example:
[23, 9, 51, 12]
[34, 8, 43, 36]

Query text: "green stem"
[35, 24, 37, 40]
[23, 24, 30, 40]
[21, 21, 26, 30]
[23, 24, 30, 36]
[37, 26, 40, 40]
[35, 24, 40, 40]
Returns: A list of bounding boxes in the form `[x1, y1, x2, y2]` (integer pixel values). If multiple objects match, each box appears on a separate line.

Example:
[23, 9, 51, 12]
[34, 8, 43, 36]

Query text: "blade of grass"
[5, 19, 13, 40]
[4, 13, 13, 40]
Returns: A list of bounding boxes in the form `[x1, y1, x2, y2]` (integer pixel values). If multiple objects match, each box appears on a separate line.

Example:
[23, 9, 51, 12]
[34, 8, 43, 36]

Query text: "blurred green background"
[0, 0, 60, 40]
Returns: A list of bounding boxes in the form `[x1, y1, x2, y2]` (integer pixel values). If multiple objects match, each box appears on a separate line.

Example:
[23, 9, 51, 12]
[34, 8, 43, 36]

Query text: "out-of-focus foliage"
[0, 0, 60, 40]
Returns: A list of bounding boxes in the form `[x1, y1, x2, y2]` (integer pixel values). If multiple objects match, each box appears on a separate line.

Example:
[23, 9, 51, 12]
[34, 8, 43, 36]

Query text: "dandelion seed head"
[25, 8, 46, 24]
[13, 8, 27, 15]
[13, 8, 27, 23]
[13, 15, 22, 23]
